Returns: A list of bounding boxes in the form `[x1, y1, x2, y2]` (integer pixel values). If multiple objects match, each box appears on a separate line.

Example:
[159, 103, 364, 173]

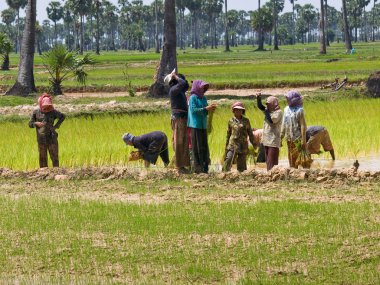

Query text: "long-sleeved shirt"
[169, 78, 189, 119]
[132, 131, 167, 164]
[187, 94, 208, 129]
[226, 117, 255, 154]
[29, 109, 65, 144]
[262, 109, 283, 148]
[281, 106, 307, 144]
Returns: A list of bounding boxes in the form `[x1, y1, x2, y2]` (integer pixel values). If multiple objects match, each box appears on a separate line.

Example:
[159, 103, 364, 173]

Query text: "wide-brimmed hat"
[231, 101, 245, 110]
[164, 68, 176, 86]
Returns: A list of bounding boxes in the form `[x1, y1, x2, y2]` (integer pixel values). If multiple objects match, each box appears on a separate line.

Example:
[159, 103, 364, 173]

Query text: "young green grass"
[0, 98, 379, 170]
[0, 178, 379, 283]
[1, 42, 380, 91]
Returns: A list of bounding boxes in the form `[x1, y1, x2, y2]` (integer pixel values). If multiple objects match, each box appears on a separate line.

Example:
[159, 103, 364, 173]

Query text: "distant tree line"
[1, 0, 380, 55]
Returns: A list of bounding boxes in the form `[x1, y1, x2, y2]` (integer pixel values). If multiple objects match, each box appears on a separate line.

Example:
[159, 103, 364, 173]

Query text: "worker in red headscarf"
[29, 93, 66, 168]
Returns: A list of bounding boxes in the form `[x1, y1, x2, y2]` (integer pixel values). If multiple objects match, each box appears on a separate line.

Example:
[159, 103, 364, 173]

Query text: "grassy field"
[0, 96, 379, 170]
[0, 177, 379, 283]
[1, 42, 380, 92]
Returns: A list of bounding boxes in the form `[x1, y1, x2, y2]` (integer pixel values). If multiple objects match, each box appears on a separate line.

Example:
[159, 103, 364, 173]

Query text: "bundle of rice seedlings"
[293, 140, 313, 168]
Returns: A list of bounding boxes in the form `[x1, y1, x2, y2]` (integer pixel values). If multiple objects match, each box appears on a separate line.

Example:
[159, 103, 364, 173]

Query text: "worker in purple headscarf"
[280, 90, 308, 168]
[187, 80, 217, 173]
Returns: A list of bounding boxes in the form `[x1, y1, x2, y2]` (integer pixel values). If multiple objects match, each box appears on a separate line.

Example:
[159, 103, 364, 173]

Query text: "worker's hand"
[205, 104, 217, 112]
[301, 141, 306, 150]
[34, 122, 45, 128]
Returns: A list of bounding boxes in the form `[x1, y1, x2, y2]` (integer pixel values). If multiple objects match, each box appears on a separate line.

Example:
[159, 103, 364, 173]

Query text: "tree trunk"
[320, 0, 326, 54]
[325, 0, 329, 46]
[342, 0, 352, 51]
[273, 1, 279, 50]
[257, 0, 264, 50]
[96, 7, 100, 54]
[1, 54, 10, 70]
[155, 0, 160, 53]
[224, 0, 230, 51]
[148, 0, 177, 98]
[6, 0, 37, 96]
[80, 15, 84, 54]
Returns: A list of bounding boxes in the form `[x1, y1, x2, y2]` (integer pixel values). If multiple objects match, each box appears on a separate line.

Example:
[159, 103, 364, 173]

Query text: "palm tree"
[289, 0, 296, 44]
[41, 44, 96, 95]
[6, 0, 37, 96]
[149, 0, 177, 97]
[6, 0, 27, 53]
[0, 33, 13, 70]
[1, 8, 16, 38]
[319, 0, 326, 54]
[67, 0, 92, 54]
[224, 0, 230, 51]
[342, 0, 352, 51]
[47, 1, 64, 44]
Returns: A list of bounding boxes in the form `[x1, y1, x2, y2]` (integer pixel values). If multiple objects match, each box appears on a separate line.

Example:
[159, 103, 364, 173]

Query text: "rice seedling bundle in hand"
[293, 140, 313, 168]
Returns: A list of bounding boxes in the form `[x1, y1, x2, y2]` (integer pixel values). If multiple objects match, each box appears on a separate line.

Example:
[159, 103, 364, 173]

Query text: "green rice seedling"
[0, 98, 379, 169]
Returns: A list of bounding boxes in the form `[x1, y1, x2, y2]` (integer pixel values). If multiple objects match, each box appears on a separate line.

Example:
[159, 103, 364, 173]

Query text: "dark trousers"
[145, 136, 170, 166]
[265, 146, 279, 171]
[224, 150, 247, 172]
[190, 128, 210, 173]
[38, 142, 59, 168]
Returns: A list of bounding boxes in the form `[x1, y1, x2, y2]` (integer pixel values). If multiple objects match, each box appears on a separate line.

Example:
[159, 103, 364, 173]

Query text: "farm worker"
[223, 101, 255, 172]
[252, 128, 266, 163]
[187, 80, 216, 173]
[122, 131, 170, 168]
[280, 90, 308, 168]
[257, 95, 283, 171]
[29, 93, 65, 168]
[164, 70, 190, 174]
[306, 126, 335, 160]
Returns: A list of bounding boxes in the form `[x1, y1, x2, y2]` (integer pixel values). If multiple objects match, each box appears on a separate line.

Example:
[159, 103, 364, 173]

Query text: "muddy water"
[277, 156, 380, 171]
[211, 156, 380, 172]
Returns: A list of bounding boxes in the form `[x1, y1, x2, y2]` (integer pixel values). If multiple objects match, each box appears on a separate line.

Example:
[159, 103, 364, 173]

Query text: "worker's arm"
[247, 121, 255, 147]
[53, 110, 66, 129]
[299, 110, 307, 148]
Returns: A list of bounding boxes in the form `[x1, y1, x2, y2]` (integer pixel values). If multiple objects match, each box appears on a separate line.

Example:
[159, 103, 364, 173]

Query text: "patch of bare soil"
[1, 166, 380, 206]
[63, 87, 318, 98]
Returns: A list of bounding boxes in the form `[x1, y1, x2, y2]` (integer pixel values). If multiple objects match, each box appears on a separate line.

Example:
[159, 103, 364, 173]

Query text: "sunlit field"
[1, 42, 380, 91]
[0, 98, 379, 170]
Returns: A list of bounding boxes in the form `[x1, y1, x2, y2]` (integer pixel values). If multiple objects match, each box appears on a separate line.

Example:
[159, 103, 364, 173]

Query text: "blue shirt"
[187, 94, 208, 129]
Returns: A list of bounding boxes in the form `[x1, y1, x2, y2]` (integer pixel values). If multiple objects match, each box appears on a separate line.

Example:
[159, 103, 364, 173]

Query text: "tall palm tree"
[224, 0, 230, 51]
[6, 0, 36, 96]
[319, 0, 326, 54]
[289, 0, 296, 44]
[47, 1, 64, 44]
[149, 0, 177, 97]
[6, 0, 27, 53]
[372, 0, 377, 41]
[342, 0, 352, 51]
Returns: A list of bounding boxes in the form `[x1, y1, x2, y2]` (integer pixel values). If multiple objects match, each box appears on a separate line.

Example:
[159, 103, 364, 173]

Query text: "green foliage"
[0, 97, 379, 170]
[41, 44, 96, 95]
[0, 178, 379, 283]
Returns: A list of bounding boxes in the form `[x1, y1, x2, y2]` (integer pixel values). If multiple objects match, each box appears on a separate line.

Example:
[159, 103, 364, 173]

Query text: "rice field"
[1, 42, 380, 91]
[0, 98, 379, 170]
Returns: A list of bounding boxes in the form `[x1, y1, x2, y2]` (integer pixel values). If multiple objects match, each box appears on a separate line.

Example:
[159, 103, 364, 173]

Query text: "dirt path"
[63, 87, 318, 98]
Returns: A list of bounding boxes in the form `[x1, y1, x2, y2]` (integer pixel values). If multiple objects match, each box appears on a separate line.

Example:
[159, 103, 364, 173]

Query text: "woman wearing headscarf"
[187, 80, 216, 173]
[257, 94, 283, 171]
[29, 93, 66, 168]
[280, 90, 307, 168]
